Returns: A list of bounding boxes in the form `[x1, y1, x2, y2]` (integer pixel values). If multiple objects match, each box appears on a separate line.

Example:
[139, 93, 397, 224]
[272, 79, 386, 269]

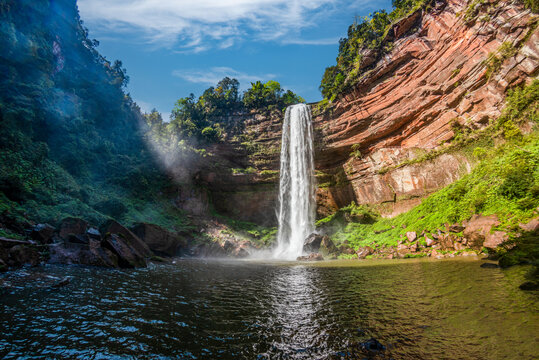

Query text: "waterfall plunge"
[274, 104, 316, 260]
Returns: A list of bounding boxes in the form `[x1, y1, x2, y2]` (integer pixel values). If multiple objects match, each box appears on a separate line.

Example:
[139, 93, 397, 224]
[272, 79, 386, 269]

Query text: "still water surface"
[0, 258, 537, 359]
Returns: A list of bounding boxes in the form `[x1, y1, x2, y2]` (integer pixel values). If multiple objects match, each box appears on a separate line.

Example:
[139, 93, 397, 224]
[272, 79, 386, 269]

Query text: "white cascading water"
[273, 104, 316, 260]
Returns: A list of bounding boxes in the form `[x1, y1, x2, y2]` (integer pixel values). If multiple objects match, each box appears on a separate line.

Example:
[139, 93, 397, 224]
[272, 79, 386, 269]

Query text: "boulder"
[67, 234, 89, 245]
[463, 215, 500, 249]
[360, 337, 386, 352]
[30, 224, 56, 244]
[58, 217, 88, 240]
[49, 240, 119, 268]
[8, 245, 41, 267]
[439, 234, 456, 251]
[519, 218, 539, 233]
[483, 231, 508, 249]
[86, 227, 101, 240]
[297, 253, 324, 261]
[102, 220, 152, 258]
[320, 235, 338, 255]
[191, 241, 227, 257]
[397, 243, 410, 258]
[448, 224, 465, 233]
[406, 231, 417, 242]
[340, 244, 356, 255]
[356, 246, 374, 259]
[131, 222, 188, 257]
[303, 233, 323, 253]
[101, 233, 146, 268]
[409, 242, 418, 252]
[425, 236, 435, 247]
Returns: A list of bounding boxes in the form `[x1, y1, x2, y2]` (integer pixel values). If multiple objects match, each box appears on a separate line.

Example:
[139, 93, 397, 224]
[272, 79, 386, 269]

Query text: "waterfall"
[274, 104, 316, 260]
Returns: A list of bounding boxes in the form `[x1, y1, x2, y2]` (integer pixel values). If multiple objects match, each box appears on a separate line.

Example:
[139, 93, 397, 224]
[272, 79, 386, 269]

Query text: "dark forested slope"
[0, 0, 173, 228]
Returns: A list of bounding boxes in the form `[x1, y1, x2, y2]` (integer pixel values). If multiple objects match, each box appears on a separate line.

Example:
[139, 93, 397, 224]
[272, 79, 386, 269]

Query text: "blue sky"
[78, 0, 392, 119]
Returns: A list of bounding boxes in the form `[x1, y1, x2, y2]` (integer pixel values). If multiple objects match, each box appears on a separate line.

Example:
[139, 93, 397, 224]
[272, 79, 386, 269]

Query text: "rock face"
[102, 220, 152, 258]
[312, 0, 538, 217]
[131, 223, 189, 257]
[102, 234, 146, 268]
[192, 0, 539, 224]
[303, 233, 324, 253]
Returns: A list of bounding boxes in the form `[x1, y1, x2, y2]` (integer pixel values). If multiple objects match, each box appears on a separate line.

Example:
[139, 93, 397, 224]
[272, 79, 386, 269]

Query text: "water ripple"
[0, 259, 537, 359]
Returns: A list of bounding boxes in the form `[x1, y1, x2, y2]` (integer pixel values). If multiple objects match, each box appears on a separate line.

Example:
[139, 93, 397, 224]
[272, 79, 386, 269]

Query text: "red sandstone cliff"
[198, 0, 538, 224]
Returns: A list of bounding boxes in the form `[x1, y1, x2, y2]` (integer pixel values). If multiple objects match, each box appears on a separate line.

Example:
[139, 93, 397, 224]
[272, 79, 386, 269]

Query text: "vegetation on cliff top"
[147, 78, 303, 146]
[320, 0, 429, 102]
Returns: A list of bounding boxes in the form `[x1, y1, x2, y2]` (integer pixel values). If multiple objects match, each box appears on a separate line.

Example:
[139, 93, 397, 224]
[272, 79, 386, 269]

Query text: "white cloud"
[77, 0, 342, 50]
[172, 67, 277, 87]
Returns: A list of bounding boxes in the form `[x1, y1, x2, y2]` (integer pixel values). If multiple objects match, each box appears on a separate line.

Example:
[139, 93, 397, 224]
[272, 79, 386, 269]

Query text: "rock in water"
[131, 222, 188, 257]
[303, 233, 323, 253]
[297, 253, 324, 261]
[102, 220, 152, 258]
[102, 234, 146, 268]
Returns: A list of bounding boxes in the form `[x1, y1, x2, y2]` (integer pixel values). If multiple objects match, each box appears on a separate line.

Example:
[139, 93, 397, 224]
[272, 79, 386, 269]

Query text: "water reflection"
[0, 259, 537, 359]
[262, 265, 325, 357]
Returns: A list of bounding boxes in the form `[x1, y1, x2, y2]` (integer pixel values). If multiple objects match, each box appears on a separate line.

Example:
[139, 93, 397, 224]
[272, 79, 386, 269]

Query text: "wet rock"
[320, 236, 338, 255]
[519, 281, 539, 291]
[297, 253, 324, 261]
[356, 246, 374, 259]
[192, 241, 227, 257]
[131, 222, 188, 257]
[360, 337, 386, 352]
[30, 224, 55, 244]
[0, 258, 7, 272]
[86, 227, 101, 240]
[102, 220, 152, 258]
[303, 233, 323, 253]
[8, 245, 41, 267]
[406, 231, 417, 242]
[480, 262, 499, 268]
[59, 217, 88, 240]
[102, 233, 146, 268]
[52, 277, 71, 288]
[49, 241, 119, 268]
[223, 240, 235, 252]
